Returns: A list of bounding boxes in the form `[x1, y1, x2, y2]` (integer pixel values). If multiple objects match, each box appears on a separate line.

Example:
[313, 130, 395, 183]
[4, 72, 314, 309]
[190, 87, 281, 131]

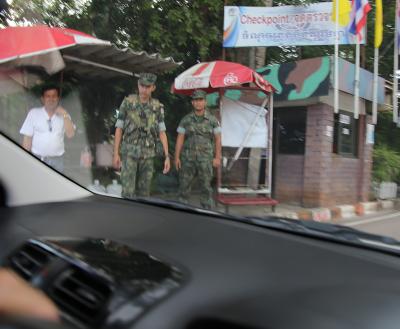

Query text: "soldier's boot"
[178, 196, 189, 204]
[200, 198, 214, 210]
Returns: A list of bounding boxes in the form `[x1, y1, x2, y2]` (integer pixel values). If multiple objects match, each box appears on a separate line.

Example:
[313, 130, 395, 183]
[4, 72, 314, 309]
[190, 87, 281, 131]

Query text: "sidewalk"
[156, 192, 400, 223]
[215, 199, 400, 223]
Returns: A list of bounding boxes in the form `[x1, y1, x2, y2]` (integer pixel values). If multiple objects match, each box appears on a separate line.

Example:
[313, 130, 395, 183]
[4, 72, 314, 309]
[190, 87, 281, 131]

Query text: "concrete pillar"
[246, 0, 271, 190]
[302, 104, 334, 207]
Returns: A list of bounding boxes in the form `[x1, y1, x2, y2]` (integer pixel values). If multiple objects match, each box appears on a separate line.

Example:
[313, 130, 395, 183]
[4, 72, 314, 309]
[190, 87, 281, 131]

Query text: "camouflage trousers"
[121, 156, 154, 198]
[178, 158, 214, 209]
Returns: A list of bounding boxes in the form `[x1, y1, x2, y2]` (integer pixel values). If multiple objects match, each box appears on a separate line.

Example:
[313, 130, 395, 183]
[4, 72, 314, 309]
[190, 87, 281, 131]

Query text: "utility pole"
[247, 0, 272, 190]
[222, 0, 228, 60]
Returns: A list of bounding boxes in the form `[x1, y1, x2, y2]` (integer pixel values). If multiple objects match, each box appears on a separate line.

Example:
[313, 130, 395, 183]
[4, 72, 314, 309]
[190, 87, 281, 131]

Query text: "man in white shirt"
[20, 85, 75, 172]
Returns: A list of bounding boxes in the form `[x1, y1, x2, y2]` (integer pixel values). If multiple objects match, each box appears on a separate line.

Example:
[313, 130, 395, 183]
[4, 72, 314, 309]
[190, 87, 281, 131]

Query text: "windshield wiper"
[242, 215, 400, 255]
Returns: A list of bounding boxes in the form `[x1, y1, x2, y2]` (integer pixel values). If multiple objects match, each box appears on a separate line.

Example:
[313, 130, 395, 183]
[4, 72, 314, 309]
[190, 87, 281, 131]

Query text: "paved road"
[343, 210, 400, 240]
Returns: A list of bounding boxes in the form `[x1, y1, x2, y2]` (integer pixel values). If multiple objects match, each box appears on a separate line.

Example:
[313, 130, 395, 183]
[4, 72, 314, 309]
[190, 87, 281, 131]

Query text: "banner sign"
[223, 3, 366, 47]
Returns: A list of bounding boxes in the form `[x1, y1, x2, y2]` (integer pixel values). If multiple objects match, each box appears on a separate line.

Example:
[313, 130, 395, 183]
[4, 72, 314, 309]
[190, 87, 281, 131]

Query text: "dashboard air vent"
[50, 266, 112, 326]
[8, 243, 50, 280]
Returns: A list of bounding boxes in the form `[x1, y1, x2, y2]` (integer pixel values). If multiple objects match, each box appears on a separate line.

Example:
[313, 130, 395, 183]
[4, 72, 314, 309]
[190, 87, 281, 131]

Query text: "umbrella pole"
[267, 93, 274, 196]
[217, 89, 224, 189]
[59, 70, 64, 98]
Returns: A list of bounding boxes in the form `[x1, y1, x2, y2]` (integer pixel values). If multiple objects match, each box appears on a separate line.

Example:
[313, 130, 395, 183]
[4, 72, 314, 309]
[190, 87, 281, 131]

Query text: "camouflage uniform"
[177, 108, 221, 209]
[115, 94, 166, 198]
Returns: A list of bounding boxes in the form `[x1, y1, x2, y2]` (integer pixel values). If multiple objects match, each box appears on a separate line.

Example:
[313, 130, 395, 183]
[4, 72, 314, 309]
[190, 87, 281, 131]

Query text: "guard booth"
[215, 87, 278, 213]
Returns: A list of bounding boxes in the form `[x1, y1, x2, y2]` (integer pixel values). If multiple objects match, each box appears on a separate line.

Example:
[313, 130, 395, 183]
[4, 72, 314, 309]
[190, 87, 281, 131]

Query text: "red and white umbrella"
[0, 25, 110, 74]
[173, 60, 274, 95]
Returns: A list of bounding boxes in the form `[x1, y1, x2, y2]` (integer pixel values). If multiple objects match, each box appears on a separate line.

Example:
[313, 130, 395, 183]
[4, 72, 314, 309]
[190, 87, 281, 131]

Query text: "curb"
[287, 208, 331, 222]
[276, 199, 398, 222]
[333, 205, 356, 219]
[357, 202, 378, 216]
[379, 200, 395, 210]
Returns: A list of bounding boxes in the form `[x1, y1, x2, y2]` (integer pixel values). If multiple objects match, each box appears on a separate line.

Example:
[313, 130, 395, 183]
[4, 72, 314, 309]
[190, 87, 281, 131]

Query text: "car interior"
[2, 132, 400, 329]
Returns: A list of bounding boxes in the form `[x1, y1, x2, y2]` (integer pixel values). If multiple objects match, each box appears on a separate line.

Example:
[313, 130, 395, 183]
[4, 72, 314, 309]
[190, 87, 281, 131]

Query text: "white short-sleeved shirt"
[20, 107, 66, 157]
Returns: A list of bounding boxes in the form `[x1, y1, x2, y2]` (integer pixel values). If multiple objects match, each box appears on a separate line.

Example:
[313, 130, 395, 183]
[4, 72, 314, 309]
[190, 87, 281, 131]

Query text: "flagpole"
[354, 39, 360, 119]
[372, 46, 379, 124]
[394, 0, 399, 123]
[334, 1, 340, 114]
[373, 0, 383, 125]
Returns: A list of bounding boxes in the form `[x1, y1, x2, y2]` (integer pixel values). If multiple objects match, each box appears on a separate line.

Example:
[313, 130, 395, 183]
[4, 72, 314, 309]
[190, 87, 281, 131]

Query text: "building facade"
[258, 56, 384, 207]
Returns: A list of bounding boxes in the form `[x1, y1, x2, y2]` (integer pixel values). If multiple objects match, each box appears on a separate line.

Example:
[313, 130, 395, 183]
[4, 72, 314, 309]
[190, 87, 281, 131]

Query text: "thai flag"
[349, 0, 371, 41]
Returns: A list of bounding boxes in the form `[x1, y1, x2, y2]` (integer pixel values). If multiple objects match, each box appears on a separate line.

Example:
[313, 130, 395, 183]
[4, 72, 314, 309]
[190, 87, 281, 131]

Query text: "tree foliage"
[373, 145, 400, 183]
[4, 0, 397, 77]
[3, 0, 399, 159]
[370, 111, 400, 183]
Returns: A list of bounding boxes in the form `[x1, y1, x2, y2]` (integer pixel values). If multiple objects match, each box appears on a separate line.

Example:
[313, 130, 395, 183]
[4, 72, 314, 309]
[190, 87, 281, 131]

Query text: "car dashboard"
[3, 237, 184, 329]
[2, 195, 400, 329]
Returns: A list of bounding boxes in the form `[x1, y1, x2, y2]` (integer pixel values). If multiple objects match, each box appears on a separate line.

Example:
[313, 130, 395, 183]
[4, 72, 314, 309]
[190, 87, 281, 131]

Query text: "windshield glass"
[1, 0, 400, 242]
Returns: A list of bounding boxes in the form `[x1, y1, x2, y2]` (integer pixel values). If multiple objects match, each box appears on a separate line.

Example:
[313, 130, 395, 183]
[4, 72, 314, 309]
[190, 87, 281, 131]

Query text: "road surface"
[343, 210, 400, 240]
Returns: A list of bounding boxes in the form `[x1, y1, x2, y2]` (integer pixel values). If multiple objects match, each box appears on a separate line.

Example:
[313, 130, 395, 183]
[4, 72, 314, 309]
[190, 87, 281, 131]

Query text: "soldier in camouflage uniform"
[174, 90, 221, 209]
[113, 73, 170, 198]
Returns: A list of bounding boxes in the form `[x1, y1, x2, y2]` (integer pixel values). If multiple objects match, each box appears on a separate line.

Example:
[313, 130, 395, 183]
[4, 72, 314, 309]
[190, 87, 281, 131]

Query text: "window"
[277, 108, 306, 155]
[333, 111, 358, 157]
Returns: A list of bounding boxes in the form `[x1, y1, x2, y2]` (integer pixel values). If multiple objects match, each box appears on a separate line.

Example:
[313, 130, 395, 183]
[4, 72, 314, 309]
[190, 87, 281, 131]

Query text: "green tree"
[6, 0, 397, 77]
[3, 0, 399, 152]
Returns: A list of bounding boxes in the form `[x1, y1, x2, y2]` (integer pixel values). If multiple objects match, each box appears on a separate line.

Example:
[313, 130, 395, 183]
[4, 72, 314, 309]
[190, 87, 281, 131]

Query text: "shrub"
[372, 145, 400, 183]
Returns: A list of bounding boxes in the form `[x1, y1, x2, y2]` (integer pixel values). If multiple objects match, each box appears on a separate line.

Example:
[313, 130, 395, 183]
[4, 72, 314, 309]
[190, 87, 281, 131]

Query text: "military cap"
[138, 73, 157, 86]
[191, 90, 207, 99]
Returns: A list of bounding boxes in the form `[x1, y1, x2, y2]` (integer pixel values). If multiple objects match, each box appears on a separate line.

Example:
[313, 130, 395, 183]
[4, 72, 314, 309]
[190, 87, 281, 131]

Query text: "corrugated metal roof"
[61, 44, 181, 79]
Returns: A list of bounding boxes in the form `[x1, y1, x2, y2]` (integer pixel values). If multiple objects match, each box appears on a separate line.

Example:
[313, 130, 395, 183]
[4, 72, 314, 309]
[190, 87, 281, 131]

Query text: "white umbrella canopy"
[173, 60, 274, 95]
